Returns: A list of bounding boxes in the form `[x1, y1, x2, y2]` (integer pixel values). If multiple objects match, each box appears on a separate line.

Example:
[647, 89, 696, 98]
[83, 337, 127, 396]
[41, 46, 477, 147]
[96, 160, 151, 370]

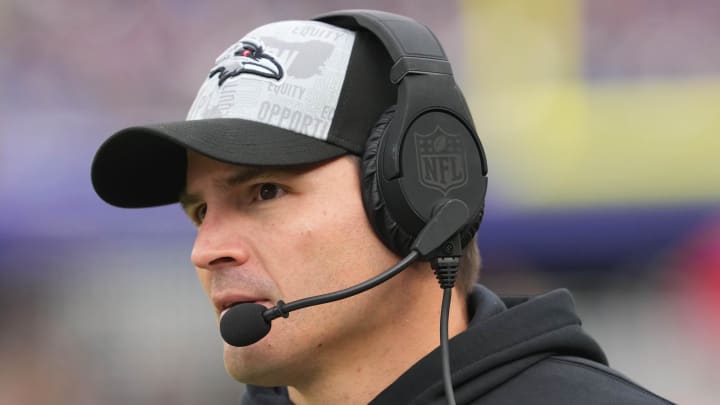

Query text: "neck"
[287, 276, 468, 405]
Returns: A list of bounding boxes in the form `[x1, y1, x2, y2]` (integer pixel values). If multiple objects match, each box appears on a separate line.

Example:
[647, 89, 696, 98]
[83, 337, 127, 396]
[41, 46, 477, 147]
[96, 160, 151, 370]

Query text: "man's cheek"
[195, 269, 212, 296]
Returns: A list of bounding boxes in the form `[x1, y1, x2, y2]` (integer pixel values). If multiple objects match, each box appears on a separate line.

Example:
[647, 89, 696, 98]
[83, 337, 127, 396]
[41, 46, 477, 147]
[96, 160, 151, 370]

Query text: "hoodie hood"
[371, 285, 607, 404]
[241, 286, 607, 405]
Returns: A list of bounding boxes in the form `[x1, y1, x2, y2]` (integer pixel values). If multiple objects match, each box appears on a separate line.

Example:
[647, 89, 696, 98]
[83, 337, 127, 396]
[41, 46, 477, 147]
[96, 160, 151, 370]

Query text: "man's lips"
[212, 294, 273, 318]
[220, 303, 240, 319]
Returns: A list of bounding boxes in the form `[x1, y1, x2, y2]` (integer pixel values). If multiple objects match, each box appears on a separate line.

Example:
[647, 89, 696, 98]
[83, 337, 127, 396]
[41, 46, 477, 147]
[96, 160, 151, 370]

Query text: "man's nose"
[190, 212, 251, 271]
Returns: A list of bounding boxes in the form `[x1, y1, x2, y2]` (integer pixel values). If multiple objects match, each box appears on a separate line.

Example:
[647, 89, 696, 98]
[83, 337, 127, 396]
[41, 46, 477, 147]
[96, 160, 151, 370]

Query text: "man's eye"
[257, 183, 285, 201]
[194, 203, 207, 224]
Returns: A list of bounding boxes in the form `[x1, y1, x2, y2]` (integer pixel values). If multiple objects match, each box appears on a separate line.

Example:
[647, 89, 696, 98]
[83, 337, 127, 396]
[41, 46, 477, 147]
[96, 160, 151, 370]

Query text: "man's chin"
[223, 343, 276, 385]
[223, 344, 249, 380]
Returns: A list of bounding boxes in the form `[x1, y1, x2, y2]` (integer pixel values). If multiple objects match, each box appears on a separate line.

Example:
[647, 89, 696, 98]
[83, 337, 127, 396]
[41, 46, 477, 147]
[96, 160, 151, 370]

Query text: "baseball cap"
[92, 19, 396, 208]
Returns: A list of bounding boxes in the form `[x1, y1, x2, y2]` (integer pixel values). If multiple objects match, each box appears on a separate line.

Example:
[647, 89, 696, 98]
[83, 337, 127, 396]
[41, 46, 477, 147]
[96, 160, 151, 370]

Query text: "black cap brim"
[91, 118, 348, 208]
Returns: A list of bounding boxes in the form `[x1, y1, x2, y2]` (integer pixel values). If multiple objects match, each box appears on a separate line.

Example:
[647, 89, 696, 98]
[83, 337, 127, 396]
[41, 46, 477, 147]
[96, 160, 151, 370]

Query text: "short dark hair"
[457, 234, 481, 294]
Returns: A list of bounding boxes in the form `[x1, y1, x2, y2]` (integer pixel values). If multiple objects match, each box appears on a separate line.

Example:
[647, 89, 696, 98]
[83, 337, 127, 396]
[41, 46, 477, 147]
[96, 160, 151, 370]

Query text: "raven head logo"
[209, 40, 284, 86]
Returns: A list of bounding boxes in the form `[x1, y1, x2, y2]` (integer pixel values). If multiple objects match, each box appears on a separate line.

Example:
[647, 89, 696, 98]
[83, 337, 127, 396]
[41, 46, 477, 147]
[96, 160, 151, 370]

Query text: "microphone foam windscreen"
[220, 303, 272, 347]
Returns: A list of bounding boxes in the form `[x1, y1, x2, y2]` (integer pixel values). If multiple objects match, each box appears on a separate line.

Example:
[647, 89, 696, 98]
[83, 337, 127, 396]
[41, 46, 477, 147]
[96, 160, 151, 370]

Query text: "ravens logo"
[209, 41, 284, 86]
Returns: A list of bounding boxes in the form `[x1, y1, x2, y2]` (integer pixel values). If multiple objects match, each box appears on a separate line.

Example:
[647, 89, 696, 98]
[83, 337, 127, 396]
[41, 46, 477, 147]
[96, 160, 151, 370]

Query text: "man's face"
[183, 151, 403, 386]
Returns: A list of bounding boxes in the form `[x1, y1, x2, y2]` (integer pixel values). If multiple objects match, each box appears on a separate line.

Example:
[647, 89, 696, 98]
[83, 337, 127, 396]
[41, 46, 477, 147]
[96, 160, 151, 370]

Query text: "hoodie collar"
[371, 285, 607, 404]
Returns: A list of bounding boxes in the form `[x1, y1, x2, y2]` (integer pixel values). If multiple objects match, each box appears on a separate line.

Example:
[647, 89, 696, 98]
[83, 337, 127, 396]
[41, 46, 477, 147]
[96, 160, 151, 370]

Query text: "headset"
[313, 9, 488, 259]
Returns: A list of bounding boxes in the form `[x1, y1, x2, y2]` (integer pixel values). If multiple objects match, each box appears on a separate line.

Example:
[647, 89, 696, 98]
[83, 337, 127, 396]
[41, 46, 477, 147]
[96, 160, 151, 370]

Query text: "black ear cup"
[362, 106, 486, 257]
[362, 106, 487, 258]
[361, 106, 417, 257]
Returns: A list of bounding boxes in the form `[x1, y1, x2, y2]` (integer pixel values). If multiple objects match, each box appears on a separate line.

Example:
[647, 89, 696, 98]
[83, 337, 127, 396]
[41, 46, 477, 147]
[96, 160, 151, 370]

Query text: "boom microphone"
[219, 199, 470, 347]
[220, 251, 420, 346]
[220, 303, 271, 347]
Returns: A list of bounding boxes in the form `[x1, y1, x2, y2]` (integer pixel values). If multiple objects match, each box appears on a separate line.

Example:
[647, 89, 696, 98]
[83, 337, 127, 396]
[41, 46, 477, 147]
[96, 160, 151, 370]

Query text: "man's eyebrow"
[178, 166, 280, 209]
[222, 166, 268, 187]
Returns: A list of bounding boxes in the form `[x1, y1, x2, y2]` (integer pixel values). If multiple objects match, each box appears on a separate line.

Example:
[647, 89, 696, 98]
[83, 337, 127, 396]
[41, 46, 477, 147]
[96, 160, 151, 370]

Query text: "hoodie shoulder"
[478, 355, 675, 405]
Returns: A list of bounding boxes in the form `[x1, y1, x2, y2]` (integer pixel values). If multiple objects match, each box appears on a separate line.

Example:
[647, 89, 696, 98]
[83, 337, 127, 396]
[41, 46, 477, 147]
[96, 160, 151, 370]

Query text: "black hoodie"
[242, 285, 673, 404]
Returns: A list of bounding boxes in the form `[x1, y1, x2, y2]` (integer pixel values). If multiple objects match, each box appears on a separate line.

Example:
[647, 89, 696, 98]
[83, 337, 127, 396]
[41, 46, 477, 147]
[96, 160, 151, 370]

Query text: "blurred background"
[1, 0, 718, 403]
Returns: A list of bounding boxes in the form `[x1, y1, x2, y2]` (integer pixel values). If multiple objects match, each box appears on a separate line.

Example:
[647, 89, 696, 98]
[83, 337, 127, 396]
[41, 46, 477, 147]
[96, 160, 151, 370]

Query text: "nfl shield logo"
[414, 126, 468, 195]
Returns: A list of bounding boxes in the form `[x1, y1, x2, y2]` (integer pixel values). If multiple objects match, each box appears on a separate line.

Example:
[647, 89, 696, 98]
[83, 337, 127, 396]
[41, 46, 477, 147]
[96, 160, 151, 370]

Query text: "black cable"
[430, 234, 462, 405]
[263, 251, 420, 320]
[440, 287, 457, 405]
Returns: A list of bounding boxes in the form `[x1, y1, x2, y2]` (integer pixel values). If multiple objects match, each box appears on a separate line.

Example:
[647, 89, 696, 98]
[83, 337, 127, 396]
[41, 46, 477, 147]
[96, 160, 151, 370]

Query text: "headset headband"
[315, 9, 452, 83]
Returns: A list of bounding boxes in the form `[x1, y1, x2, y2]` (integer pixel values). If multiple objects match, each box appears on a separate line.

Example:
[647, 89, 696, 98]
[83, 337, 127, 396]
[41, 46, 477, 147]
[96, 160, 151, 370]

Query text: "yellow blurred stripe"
[462, 0, 720, 208]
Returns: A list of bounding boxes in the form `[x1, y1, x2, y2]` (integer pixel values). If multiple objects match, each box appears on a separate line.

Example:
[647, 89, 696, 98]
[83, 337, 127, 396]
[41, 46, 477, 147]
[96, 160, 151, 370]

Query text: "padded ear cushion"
[361, 105, 416, 257]
[362, 106, 485, 258]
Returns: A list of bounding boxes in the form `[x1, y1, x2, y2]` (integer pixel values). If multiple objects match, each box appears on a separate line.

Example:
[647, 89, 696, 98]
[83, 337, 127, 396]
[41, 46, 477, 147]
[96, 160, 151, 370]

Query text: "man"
[91, 10, 673, 405]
